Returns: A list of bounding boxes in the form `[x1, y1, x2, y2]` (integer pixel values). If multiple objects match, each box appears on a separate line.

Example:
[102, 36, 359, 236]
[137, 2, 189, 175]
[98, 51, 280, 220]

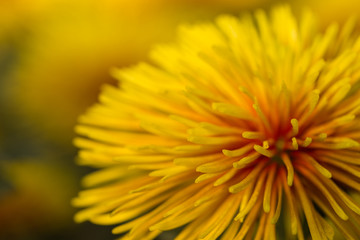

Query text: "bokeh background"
[1, 0, 359, 239]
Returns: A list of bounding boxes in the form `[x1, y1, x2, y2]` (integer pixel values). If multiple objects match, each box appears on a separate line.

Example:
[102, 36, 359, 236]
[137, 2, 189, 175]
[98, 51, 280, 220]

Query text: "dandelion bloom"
[73, 6, 360, 240]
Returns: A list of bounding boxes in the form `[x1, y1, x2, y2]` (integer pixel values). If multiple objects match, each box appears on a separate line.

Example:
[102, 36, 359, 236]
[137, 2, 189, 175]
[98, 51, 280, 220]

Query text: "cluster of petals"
[73, 6, 360, 240]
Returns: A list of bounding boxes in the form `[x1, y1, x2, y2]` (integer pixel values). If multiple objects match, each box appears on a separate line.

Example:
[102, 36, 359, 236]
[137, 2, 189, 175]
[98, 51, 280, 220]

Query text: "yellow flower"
[73, 6, 360, 240]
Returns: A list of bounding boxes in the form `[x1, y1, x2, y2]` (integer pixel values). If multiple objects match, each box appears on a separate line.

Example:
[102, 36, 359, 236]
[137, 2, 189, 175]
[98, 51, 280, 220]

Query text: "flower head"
[73, 5, 360, 239]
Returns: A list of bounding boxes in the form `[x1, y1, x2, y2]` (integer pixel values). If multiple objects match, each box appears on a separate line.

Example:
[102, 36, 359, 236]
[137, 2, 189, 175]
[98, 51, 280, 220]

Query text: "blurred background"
[0, 0, 359, 239]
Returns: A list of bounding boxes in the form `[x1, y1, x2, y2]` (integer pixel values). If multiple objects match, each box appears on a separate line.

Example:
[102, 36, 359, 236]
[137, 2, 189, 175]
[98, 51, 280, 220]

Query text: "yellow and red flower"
[73, 6, 360, 239]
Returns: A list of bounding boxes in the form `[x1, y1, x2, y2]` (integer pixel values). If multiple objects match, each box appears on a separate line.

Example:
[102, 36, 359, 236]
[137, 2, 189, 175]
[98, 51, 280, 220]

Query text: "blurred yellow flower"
[75, 4, 360, 240]
[292, 0, 360, 28]
[4, 0, 278, 146]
